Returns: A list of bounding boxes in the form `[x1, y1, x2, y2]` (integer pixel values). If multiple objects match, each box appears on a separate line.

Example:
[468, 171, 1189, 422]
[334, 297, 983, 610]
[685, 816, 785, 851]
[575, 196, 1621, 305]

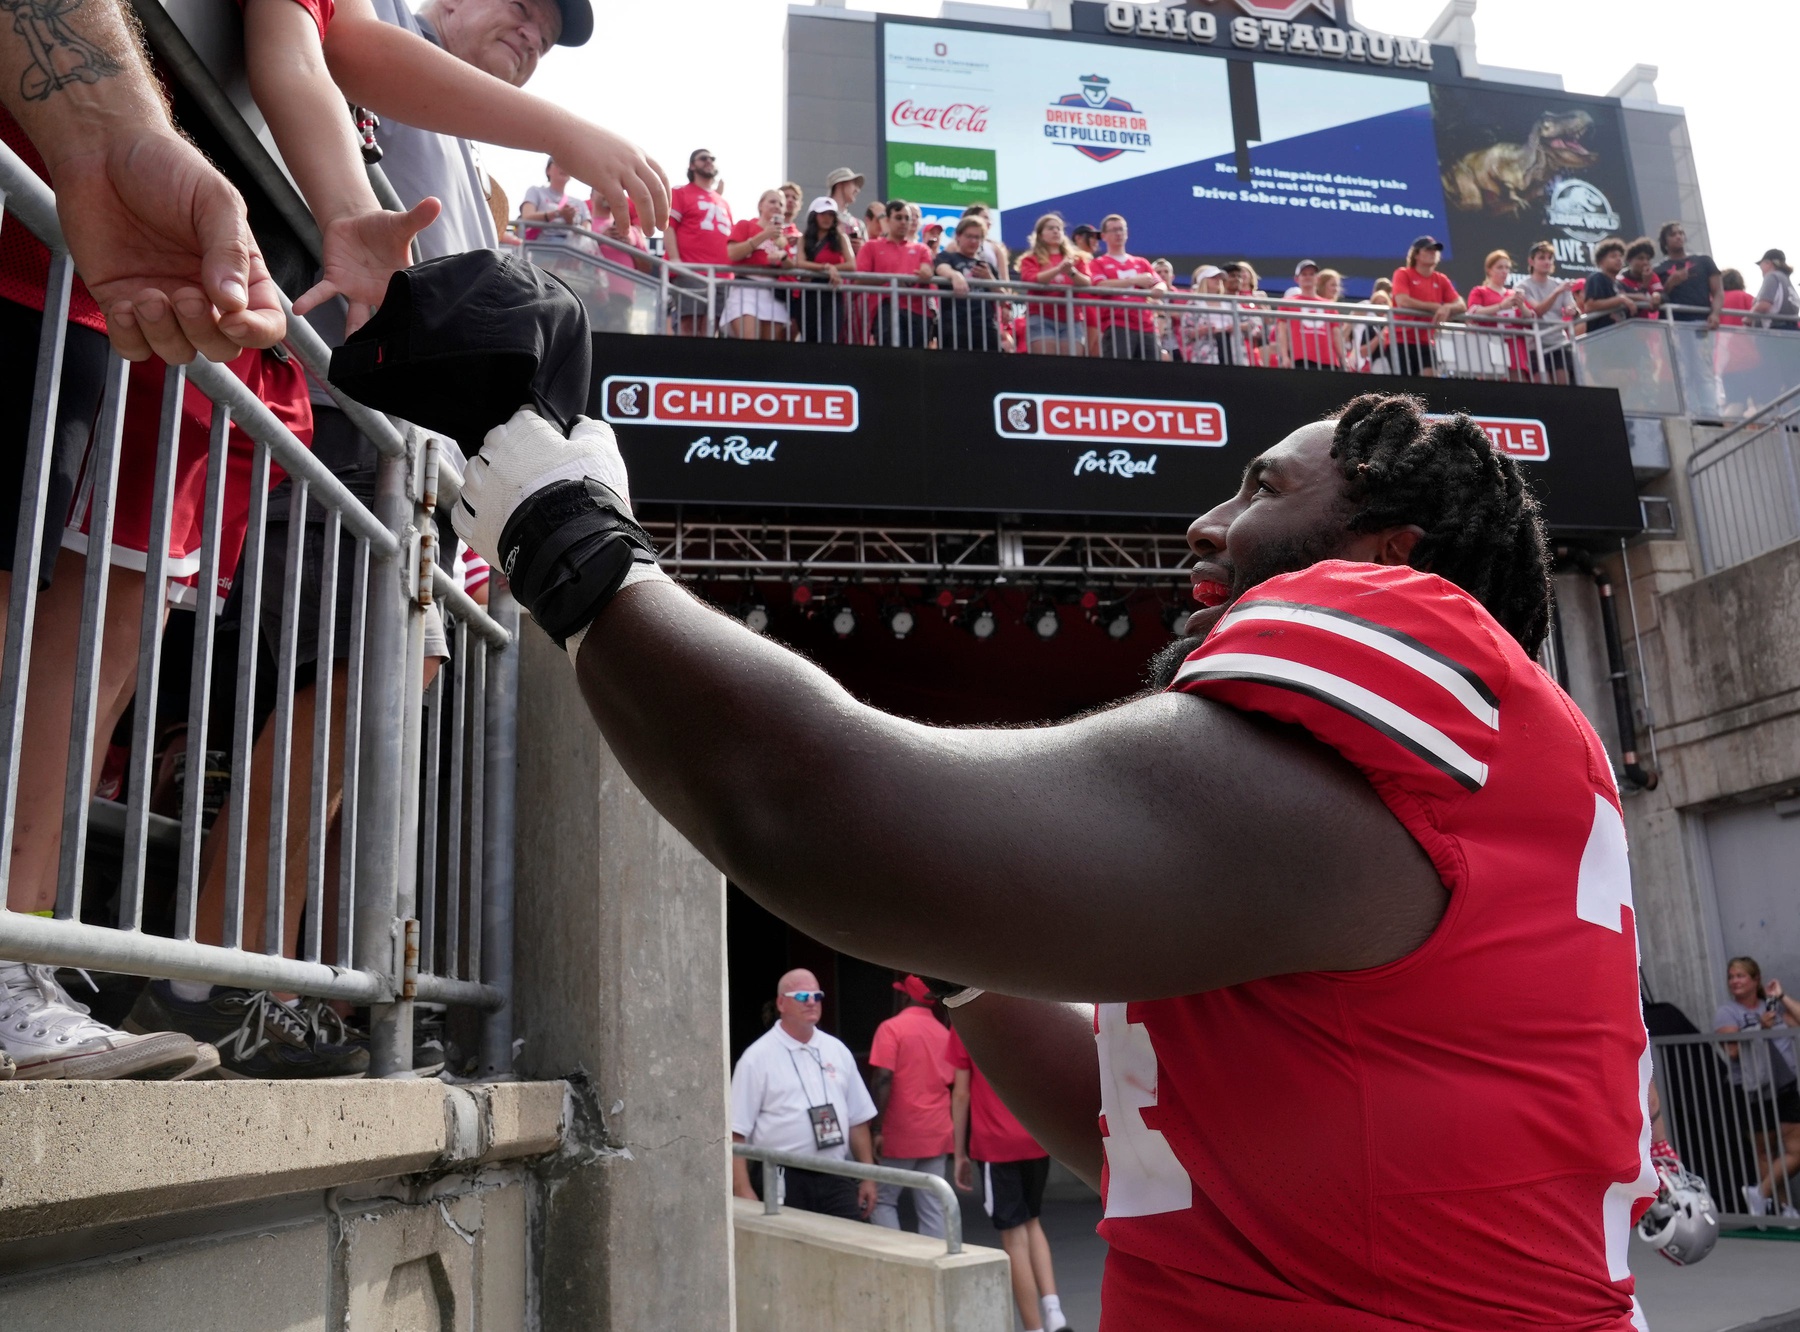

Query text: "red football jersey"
[1096, 561, 1655, 1331]
[1089, 252, 1158, 330]
[668, 183, 733, 268]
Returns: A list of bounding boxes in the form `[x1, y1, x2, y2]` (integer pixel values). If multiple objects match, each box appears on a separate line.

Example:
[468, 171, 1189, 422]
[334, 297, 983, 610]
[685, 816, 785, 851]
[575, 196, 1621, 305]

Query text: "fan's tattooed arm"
[2, 0, 123, 102]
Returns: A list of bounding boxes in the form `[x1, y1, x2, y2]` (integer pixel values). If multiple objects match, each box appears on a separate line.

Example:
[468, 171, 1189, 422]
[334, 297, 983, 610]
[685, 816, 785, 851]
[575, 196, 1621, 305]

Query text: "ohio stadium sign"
[1100, 0, 1434, 66]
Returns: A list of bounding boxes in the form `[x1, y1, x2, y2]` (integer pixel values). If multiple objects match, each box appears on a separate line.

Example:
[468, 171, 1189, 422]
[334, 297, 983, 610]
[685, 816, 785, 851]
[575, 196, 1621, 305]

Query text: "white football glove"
[451, 407, 634, 572]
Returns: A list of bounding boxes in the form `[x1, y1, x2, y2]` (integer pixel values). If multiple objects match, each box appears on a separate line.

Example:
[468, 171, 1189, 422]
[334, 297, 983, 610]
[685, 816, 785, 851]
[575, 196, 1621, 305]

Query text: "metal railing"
[1653, 1028, 1800, 1229]
[0, 143, 517, 1077]
[731, 1142, 964, 1253]
[1571, 309, 1800, 421]
[1684, 386, 1800, 574]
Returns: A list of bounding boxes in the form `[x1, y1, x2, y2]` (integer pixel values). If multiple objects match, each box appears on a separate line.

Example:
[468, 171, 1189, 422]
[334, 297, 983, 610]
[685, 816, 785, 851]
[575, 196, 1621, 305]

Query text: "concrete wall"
[786, 12, 881, 204]
[732, 1199, 1011, 1332]
[0, 1080, 562, 1330]
[1621, 107, 1710, 256]
[511, 628, 735, 1331]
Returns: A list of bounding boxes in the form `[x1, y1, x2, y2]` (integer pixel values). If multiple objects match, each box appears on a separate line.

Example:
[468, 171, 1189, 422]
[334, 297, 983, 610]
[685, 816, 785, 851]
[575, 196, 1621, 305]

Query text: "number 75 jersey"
[1096, 561, 1656, 1332]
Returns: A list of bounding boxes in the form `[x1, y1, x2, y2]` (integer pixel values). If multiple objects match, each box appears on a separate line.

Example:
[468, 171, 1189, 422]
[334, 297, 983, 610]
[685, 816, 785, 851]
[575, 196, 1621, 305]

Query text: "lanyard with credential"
[787, 1043, 845, 1150]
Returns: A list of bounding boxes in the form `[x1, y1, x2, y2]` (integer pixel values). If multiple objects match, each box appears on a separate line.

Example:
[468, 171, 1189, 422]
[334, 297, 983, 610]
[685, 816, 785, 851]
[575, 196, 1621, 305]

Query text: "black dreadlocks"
[1329, 393, 1552, 655]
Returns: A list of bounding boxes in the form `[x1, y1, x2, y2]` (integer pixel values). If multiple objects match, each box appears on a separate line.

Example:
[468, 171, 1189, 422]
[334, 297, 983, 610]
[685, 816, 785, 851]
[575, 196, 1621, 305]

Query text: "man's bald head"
[775, 969, 824, 1039]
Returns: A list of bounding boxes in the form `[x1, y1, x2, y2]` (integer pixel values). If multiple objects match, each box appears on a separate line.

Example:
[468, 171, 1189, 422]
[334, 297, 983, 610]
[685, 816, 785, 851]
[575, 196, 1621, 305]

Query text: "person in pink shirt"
[949, 1026, 1071, 1332]
[855, 198, 935, 347]
[869, 975, 957, 1236]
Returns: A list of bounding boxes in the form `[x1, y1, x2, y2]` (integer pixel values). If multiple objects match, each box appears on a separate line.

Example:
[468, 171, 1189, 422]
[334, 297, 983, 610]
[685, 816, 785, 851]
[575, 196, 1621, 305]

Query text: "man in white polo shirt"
[730, 969, 880, 1221]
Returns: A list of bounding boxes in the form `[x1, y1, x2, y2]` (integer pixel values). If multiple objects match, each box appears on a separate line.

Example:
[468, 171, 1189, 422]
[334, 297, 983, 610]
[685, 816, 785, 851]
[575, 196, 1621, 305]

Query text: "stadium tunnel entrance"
[721, 576, 1178, 1067]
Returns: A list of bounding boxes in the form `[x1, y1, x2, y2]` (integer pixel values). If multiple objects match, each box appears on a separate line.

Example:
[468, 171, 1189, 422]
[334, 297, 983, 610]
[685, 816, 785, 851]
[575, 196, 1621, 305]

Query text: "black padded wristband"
[917, 976, 968, 1002]
[495, 478, 658, 647]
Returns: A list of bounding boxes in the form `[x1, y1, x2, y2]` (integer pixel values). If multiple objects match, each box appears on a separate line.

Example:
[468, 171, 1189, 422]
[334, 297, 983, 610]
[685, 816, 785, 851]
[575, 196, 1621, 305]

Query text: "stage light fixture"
[742, 602, 770, 635]
[1030, 601, 1061, 640]
[1165, 602, 1192, 634]
[964, 606, 998, 640]
[1078, 589, 1100, 612]
[1105, 607, 1133, 640]
[931, 587, 958, 612]
[883, 604, 917, 640]
[791, 581, 815, 609]
[831, 604, 857, 638]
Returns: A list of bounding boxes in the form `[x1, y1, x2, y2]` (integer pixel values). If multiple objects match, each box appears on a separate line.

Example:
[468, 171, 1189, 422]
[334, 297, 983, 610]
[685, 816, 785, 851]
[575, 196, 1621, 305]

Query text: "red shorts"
[64, 347, 311, 610]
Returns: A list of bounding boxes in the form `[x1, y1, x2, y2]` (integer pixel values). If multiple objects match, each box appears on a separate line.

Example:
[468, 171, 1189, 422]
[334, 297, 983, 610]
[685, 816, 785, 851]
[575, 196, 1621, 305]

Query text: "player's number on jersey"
[1096, 1003, 1192, 1219]
[698, 201, 730, 235]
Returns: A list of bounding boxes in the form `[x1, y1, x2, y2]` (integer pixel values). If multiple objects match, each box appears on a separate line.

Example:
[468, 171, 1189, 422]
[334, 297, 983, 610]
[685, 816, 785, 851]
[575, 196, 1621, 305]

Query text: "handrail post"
[357, 444, 419, 1075]
[478, 584, 521, 1076]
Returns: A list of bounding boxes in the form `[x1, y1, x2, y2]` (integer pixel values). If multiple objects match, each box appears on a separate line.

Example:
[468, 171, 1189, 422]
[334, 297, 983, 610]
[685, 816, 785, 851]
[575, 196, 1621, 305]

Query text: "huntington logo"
[602, 376, 859, 432]
[994, 393, 1227, 447]
[885, 142, 999, 207]
[1045, 76, 1152, 163]
[1426, 413, 1550, 461]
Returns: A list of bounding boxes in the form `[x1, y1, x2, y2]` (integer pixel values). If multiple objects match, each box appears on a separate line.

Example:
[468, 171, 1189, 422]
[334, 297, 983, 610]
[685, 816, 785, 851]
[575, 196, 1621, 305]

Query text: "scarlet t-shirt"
[1389, 265, 1458, 344]
[1465, 282, 1531, 368]
[868, 1003, 955, 1159]
[1722, 288, 1756, 327]
[237, 0, 333, 38]
[946, 1026, 1043, 1163]
[1279, 295, 1340, 367]
[1017, 250, 1090, 322]
[668, 183, 733, 268]
[856, 236, 933, 313]
[0, 110, 106, 332]
[727, 217, 789, 269]
[1089, 252, 1158, 330]
[1096, 561, 1655, 1331]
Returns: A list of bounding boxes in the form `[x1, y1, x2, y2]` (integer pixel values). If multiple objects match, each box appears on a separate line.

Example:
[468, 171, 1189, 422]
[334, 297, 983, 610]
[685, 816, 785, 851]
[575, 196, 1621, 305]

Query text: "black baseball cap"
[1072, 223, 1099, 239]
[1410, 235, 1444, 251]
[1760, 248, 1788, 265]
[329, 251, 591, 453]
[553, 0, 592, 46]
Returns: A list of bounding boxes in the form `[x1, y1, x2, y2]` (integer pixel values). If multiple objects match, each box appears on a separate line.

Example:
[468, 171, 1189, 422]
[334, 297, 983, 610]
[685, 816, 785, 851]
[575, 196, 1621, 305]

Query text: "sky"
[482, 0, 1797, 273]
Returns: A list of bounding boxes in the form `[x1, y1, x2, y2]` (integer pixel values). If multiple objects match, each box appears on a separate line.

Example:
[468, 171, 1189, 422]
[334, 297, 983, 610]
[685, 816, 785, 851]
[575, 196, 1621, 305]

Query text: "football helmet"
[1636, 1156, 1719, 1266]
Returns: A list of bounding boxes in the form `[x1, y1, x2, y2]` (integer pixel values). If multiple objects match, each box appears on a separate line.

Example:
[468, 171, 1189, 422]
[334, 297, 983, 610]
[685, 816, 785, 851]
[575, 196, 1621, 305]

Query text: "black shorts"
[980, 1156, 1049, 1230]
[778, 1165, 862, 1221]
[1097, 326, 1159, 361]
[1392, 340, 1435, 375]
[1737, 1082, 1800, 1127]
[1530, 346, 1573, 376]
[0, 298, 110, 586]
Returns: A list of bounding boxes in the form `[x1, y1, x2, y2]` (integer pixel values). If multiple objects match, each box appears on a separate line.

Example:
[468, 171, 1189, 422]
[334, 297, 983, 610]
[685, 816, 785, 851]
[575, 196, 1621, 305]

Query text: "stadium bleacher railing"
[0, 143, 519, 1080]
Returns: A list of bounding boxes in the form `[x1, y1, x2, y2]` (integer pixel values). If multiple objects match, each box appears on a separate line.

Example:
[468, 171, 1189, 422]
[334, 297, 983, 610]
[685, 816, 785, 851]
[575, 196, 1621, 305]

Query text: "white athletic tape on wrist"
[564, 561, 671, 666]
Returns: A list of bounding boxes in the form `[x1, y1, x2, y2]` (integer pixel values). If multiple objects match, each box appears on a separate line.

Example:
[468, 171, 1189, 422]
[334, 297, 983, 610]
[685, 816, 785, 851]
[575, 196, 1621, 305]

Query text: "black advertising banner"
[1432, 85, 1642, 292]
[589, 334, 1641, 536]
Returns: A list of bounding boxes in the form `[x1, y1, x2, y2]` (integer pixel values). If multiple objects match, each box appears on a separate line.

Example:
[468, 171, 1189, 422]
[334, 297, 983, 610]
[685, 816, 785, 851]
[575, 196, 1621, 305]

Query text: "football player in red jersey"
[454, 392, 1657, 1330]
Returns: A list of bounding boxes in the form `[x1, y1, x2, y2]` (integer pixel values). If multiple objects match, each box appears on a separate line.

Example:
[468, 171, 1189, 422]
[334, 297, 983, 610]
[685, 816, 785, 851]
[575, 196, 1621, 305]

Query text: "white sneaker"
[1781, 1204, 1800, 1220]
[1741, 1184, 1772, 1217]
[0, 1047, 13, 1079]
[0, 961, 199, 1079]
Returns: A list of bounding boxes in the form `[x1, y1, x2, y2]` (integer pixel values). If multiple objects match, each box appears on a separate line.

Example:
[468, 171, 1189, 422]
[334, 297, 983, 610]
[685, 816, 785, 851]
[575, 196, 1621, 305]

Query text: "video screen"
[879, 21, 1639, 293]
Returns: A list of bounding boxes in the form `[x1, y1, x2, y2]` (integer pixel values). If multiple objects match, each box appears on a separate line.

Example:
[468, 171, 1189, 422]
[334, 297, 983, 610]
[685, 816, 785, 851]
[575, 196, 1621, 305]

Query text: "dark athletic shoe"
[125, 981, 369, 1079]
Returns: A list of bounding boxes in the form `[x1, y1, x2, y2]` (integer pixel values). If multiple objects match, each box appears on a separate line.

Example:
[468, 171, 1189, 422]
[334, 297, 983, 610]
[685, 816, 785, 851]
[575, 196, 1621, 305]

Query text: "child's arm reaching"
[242, 0, 438, 330]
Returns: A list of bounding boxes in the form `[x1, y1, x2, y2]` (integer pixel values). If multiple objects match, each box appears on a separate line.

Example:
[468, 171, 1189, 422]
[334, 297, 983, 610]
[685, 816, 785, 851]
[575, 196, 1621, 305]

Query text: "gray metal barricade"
[0, 142, 516, 1078]
[1685, 387, 1800, 574]
[1652, 1028, 1800, 1228]
[731, 1142, 964, 1253]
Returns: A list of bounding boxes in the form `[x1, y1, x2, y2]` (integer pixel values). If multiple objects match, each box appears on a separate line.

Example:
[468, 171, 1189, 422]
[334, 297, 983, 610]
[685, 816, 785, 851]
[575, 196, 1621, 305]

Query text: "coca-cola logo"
[890, 100, 990, 134]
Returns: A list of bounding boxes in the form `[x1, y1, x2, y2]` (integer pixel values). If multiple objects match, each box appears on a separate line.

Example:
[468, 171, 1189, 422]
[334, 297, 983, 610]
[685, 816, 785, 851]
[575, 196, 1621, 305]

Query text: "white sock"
[1041, 1294, 1066, 1331]
[167, 979, 214, 1002]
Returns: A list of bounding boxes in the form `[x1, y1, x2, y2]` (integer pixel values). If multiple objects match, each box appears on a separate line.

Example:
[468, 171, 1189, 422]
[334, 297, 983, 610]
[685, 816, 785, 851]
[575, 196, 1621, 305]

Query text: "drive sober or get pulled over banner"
[590, 334, 1641, 536]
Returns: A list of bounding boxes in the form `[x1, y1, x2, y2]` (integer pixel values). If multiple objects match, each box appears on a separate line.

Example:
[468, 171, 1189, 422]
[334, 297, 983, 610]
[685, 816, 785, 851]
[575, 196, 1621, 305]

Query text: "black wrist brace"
[495, 478, 658, 647]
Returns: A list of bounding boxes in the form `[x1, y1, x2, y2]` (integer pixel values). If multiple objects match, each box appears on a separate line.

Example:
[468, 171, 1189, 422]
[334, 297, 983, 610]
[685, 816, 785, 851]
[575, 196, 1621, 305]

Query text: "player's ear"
[1372, 524, 1427, 569]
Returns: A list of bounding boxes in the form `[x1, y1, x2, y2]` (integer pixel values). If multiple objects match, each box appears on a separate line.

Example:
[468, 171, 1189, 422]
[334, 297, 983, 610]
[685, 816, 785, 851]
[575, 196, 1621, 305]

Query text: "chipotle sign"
[601, 376, 859, 433]
[994, 392, 1228, 447]
[1427, 413, 1550, 461]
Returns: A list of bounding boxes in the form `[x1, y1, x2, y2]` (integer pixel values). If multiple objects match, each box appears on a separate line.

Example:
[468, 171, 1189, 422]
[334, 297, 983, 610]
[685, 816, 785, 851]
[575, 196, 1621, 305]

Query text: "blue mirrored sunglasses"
[783, 990, 826, 1003]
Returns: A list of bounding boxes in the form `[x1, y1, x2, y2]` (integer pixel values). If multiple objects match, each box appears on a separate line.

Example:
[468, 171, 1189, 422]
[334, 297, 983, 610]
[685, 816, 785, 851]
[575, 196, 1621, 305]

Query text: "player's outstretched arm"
[455, 410, 1445, 1001]
[953, 997, 1103, 1191]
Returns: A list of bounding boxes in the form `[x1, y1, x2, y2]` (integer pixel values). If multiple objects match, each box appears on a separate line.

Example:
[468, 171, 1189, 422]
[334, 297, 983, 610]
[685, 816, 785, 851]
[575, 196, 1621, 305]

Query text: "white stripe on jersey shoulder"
[1173, 651, 1490, 791]
[1218, 600, 1499, 730]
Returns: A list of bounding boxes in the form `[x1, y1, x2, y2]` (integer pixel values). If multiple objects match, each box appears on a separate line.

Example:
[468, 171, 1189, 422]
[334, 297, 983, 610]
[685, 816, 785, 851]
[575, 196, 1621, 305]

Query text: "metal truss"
[642, 519, 1195, 584]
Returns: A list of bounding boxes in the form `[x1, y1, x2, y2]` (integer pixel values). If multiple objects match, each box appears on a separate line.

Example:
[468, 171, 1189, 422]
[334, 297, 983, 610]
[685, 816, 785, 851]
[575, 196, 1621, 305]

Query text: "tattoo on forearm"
[4, 0, 122, 101]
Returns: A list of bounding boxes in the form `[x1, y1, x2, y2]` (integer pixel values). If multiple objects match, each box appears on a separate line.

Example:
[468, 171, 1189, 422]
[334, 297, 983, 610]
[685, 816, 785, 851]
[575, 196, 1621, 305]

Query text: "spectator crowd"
[516, 151, 1800, 379]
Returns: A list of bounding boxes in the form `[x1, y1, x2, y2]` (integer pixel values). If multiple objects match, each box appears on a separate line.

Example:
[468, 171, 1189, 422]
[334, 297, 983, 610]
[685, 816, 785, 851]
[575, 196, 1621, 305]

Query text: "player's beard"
[1145, 524, 1352, 692]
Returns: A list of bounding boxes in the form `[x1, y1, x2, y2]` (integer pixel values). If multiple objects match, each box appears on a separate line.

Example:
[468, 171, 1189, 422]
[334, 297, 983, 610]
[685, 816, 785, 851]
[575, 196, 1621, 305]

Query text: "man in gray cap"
[826, 167, 866, 242]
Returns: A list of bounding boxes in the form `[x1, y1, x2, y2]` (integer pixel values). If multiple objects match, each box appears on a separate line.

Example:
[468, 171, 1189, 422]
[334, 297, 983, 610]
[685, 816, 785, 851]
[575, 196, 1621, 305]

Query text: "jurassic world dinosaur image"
[1442, 108, 1599, 216]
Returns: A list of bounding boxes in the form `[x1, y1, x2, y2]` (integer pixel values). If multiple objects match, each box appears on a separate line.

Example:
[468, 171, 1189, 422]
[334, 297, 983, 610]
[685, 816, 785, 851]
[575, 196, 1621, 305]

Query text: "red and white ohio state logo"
[1232, 0, 1338, 19]
[994, 392, 1228, 447]
[1428, 413, 1550, 461]
[600, 376, 859, 433]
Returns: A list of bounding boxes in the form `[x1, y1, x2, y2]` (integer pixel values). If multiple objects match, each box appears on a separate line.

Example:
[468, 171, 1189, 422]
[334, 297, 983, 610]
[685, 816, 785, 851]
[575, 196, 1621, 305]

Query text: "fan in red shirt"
[1088, 213, 1165, 360]
[665, 148, 734, 335]
[1276, 267, 1348, 371]
[455, 384, 1658, 1332]
[1016, 214, 1092, 356]
[1464, 249, 1535, 380]
[854, 197, 935, 348]
[1389, 235, 1464, 377]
